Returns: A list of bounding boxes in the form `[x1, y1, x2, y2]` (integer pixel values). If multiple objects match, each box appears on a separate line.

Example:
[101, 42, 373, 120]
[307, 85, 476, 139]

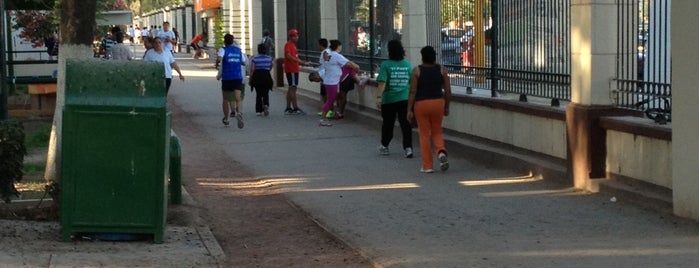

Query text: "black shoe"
[230, 111, 236, 117]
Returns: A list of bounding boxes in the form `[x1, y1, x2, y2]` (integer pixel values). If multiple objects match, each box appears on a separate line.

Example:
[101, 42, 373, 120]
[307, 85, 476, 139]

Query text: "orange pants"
[414, 98, 447, 170]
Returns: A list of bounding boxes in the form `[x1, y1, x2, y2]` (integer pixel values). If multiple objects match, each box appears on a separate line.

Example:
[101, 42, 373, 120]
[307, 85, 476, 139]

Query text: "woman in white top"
[319, 40, 359, 126]
[143, 37, 184, 94]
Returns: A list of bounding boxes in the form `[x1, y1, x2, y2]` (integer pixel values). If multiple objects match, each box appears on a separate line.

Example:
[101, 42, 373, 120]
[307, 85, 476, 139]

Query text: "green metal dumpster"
[60, 59, 170, 243]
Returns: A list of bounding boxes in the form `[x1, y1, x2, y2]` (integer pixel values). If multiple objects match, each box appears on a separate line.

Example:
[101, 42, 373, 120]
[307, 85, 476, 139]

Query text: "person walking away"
[261, 29, 275, 57]
[218, 39, 248, 119]
[141, 26, 149, 43]
[109, 31, 133, 61]
[143, 37, 185, 94]
[172, 28, 179, 53]
[319, 40, 359, 127]
[407, 46, 452, 173]
[375, 39, 413, 158]
[134, 26, 142, 44]
[283, 28, 310, 115]
[249, 44, 274, 116]
[216, 34, 246, 128]
[128, 25, 135, 44]
[157, 22, 176, 54]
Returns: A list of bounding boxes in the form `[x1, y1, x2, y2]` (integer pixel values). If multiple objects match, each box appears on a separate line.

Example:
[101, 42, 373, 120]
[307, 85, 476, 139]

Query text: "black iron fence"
[434, 0, 571, 104]
[292, 0, 674, 114]
[297, 0, 401, 77]
[615, 0, 671, 122]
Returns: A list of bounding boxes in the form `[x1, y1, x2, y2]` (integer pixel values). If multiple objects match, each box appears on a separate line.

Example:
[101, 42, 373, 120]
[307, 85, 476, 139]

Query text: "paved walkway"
[169, 55, 699, 268]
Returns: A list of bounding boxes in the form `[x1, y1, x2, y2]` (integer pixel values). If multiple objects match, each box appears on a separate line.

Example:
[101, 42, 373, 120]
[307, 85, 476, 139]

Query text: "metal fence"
[615, 0, 671, 121]
[296, 0, 402, 77]
[434, 0, 571, 104]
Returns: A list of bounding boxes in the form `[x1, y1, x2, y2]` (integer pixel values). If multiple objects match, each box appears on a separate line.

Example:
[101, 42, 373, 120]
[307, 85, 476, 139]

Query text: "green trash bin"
[60, 59, 170, 243]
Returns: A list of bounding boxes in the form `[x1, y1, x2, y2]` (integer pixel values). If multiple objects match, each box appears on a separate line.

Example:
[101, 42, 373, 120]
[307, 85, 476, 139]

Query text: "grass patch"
[23, 163, 45, 177]
[25, 124, 51, 151]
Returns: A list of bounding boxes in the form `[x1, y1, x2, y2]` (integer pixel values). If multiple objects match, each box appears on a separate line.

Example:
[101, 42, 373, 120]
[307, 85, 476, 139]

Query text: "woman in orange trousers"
[407, 46, 452, 173]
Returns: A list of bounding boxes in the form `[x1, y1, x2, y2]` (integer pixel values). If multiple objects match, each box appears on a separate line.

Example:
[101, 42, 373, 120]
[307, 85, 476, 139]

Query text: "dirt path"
[170, 103, 372, 267]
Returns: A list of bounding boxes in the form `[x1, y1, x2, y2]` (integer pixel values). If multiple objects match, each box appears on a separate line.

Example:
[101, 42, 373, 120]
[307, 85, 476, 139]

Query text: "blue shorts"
[285, 73, 299, 87]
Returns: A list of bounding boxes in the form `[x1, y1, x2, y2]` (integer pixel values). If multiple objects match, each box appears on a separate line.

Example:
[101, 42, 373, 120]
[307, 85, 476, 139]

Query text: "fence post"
[490, 0, 498, 97]
[369, 0, 375, 77]
[0, 1, 6, 120]
[473, 0, 486, 84]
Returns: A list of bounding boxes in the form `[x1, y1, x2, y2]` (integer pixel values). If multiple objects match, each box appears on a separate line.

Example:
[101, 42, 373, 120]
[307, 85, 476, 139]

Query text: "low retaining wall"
[296, 68, 567, 160]
[601, 116, 672, 189]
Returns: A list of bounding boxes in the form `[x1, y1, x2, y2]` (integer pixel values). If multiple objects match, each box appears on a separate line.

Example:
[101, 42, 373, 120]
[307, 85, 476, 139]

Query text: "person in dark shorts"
[283, 29, 310, 115]
[216, 34, 246, 128]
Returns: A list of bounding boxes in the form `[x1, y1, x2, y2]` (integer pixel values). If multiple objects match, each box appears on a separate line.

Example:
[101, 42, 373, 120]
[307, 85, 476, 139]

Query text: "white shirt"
[321, 51, 349, 85]
[317, 48, 331, 79]
[143, 49, 175, 78]
[157, 30, 176, 52]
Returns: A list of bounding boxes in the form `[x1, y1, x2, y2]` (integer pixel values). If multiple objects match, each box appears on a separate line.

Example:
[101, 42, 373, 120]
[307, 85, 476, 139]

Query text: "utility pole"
[0, 0, 7, 120]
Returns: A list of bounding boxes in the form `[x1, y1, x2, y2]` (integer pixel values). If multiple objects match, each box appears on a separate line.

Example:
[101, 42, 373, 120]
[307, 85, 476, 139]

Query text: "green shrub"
[0, 120, 27, 203]
[25, 125, 51, 150]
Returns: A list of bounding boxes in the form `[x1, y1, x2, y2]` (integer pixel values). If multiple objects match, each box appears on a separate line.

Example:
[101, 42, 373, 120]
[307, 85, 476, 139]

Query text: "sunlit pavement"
[167, 47, 699, 267]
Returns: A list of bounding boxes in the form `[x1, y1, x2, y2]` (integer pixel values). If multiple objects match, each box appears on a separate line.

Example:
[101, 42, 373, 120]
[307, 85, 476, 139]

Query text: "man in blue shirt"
[216, 34, 246, 128]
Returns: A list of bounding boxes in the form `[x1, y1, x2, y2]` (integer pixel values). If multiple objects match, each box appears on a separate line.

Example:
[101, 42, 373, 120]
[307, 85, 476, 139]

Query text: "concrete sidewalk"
[0, 188, 223, 268]
[167, 53, 699, 267]
[0, 51, 223, 268]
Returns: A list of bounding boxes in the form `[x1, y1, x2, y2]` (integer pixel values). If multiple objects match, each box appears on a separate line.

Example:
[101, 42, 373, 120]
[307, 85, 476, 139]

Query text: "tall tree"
[44, 0, 97, 187]
[376, 0, 399, 57]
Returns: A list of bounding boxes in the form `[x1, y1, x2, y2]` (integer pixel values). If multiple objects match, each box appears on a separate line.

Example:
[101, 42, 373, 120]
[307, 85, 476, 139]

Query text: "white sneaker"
[318, 119, 333, 127]
[404, 147, 413, 158]
[438, 152, 449, 171]
[378, 145, 389, 156]
[420, 168, 434, 173]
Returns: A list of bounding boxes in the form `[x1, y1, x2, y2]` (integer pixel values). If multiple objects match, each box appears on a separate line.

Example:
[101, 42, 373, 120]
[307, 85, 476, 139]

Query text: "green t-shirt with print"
[376, 59, 412, 104]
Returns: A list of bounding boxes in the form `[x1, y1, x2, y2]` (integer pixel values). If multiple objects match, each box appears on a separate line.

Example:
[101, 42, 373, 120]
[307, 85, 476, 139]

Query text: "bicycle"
[635, 96, 671, 124]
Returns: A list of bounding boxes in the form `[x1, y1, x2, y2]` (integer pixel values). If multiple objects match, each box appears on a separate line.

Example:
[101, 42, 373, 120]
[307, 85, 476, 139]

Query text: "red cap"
[288, 29, 299, 36]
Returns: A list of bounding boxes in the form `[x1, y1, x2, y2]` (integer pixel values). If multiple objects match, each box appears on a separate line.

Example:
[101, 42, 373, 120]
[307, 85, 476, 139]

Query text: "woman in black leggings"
[375, 40, 414, 158]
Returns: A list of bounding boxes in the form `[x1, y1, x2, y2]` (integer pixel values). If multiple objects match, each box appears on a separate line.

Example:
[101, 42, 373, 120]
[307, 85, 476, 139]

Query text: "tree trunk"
[44, 0, 97, 183]
[377, 0, 398, 57]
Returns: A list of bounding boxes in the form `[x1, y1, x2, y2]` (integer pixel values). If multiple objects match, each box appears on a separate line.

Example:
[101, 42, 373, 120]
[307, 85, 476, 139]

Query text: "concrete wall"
[443, 106, 567, 159]
[295, 68, 568, 160]
[672, 1, 699, 219]
[606, 130, 672, 188]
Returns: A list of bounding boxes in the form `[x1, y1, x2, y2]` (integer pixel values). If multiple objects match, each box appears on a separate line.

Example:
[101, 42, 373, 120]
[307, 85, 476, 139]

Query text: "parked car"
[441, 28, 467, 66]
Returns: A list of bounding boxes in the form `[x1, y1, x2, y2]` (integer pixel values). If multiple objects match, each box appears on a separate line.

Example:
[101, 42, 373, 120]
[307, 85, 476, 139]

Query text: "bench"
[27, 83, 57, 112]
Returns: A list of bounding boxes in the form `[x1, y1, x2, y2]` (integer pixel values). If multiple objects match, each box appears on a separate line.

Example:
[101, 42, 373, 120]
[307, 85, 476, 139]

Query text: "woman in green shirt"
[375, 40, 414, 158]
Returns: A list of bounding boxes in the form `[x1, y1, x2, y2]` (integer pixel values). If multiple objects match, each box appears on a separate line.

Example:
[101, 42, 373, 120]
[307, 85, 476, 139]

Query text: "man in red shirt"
[284, 29, 310, 115]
